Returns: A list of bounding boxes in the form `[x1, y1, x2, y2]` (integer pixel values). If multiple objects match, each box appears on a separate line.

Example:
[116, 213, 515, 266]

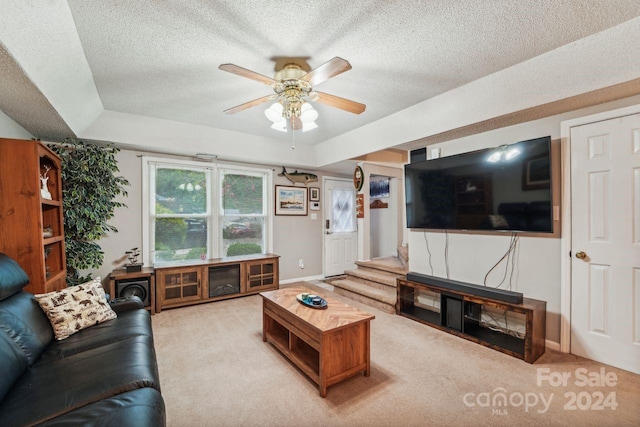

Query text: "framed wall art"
[370, 176, 390, 198]
[275, 185, 308, 216]
[309, 187, 320, 202]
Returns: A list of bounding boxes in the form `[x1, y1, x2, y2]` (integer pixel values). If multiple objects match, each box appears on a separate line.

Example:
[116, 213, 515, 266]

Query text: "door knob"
[575, 251, 587, 259]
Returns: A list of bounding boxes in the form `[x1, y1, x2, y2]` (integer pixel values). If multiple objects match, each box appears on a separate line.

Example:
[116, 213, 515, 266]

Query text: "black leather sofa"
[0, 253, 165, 426]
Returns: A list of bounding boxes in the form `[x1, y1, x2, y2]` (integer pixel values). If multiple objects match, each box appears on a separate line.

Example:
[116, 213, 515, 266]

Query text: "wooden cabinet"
[156, 267, 202, 309]
[0, 139, 66, 294]
[155, 254, 279, 312]
[246, 259, 276, 291]
[397, 278, 546, 363]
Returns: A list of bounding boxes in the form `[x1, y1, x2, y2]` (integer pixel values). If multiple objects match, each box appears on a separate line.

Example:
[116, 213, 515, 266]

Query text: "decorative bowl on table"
[296, 293, 328, 309]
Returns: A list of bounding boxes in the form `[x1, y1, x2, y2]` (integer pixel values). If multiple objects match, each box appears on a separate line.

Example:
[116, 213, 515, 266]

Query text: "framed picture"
[275, 185, 308, 216]
[370, 176, 390, 198]
[522, 155, 550, 190]
[309, 187, 320, 202]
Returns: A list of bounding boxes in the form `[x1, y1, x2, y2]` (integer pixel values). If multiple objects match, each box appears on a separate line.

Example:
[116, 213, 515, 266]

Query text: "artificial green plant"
[49, 139, 130, 286]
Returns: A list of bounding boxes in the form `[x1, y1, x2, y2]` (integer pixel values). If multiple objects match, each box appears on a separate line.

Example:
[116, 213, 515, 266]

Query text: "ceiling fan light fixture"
[300, 102, 319, 123]
[302, 121, 318, 132]
[271, 120, 287, 132]
[265, 102, 283, 122]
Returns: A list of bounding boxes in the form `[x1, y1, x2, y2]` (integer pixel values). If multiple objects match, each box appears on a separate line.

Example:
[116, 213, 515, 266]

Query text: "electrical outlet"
[298, 259, 304, 269]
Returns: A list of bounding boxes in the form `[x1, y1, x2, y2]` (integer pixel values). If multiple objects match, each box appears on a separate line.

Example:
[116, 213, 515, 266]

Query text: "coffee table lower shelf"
[261, 290, 373, 397]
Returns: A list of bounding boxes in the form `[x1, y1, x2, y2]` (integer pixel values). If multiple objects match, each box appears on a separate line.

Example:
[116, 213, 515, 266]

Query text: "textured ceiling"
[67, 0, 640, 145]
[1, 1, 640, 160]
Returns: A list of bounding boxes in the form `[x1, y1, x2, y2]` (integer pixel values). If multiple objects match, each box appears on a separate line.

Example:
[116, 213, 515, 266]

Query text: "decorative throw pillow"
[35, 277, 117, 340]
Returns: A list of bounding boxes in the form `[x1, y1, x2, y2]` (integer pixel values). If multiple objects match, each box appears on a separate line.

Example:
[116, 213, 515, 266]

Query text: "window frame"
[142, 156, 273, 266]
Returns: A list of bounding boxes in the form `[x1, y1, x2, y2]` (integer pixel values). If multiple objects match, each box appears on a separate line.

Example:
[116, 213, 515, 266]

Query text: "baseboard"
[545, 339, 560, 352]
[280, 275, 325, 284]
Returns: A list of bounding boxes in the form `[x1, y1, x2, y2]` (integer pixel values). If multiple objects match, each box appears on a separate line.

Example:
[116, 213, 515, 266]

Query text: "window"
[219, 168, 268, 258]
[143, 158, 272, 265]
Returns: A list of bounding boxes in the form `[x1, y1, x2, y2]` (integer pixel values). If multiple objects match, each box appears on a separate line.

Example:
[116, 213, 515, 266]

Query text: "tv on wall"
[404, 136, 552, 233]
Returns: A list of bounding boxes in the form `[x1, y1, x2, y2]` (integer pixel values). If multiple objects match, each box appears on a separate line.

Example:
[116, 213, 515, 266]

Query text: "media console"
[397, 275, 546, 363]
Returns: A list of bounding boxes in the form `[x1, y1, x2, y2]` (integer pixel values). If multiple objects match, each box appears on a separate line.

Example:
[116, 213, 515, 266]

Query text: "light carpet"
[151, 282, 640, 426]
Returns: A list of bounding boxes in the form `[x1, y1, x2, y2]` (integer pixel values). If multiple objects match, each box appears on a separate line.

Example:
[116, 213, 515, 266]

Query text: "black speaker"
[410, 147, 426, 163]
[116, 279, 150, 307]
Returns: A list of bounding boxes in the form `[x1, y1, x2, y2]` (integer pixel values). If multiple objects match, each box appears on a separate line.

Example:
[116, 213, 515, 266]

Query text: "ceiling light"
[302, 121, 318, 132]
[265, 103, 283, 123]
[271, 120, 287, 132]
[266, 101, 318, 133]
[300, 103, 318, 123]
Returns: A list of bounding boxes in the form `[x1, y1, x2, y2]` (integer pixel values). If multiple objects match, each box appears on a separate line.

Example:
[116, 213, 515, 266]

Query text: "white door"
[324, 178, 358, 277]
[570, 113, 640, 374]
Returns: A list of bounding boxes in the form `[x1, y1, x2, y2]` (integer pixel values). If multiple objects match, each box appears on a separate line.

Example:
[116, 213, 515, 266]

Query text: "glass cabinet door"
[160, 268, 202, 304]
[247, 261, 275, 290]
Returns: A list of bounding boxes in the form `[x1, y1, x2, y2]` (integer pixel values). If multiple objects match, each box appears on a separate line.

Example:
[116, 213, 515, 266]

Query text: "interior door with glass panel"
[324, 178, 358, 277]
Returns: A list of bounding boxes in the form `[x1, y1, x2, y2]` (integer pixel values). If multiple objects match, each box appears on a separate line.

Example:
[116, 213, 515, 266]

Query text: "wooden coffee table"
[260, 286, 375, 397]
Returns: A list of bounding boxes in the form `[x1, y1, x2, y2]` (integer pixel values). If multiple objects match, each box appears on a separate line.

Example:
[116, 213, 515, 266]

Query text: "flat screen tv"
[405, 136, 552, 233]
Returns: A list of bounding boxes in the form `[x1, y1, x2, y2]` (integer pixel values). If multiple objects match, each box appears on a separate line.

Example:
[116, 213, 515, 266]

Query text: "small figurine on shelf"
[40, 165, 52, 200]
[125, 247, 142, 272]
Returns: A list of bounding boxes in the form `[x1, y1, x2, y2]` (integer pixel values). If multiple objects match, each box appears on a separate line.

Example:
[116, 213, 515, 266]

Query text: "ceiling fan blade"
[314, 91, 366, 114]
[223, 94, 273, 114]
[301, 57, 352, 86]
[219, 64, 277, 85]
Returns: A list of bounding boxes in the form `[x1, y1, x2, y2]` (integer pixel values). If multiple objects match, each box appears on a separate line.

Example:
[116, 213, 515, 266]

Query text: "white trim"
[559, 103, 640, 354]
[280, 275, 325, 284]
[545, 339, 560, 352]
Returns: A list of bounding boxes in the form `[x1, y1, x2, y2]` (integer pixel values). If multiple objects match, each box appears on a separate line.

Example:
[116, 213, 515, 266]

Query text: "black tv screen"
[405, 136, 552, 232]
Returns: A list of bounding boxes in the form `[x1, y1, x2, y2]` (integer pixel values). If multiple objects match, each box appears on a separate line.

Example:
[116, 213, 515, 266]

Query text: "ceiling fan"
[218, 57, 365, 130]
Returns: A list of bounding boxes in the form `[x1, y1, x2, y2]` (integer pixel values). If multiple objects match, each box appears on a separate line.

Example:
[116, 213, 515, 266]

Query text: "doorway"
[323, 177, 358, 277]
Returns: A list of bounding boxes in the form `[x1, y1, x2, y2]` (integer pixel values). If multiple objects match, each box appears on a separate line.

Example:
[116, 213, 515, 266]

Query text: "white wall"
[0, 110, 33, 139]
[408, 94, 640, 346]
[370, 177, 398, 258]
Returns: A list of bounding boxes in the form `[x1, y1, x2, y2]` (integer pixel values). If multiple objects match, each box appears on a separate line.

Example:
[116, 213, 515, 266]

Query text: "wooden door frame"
[559, 103, 640, 353]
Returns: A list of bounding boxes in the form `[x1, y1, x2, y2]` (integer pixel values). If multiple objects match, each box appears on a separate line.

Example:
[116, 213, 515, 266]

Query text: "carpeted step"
[355, 256, 407, 275]
[344, 267, 403, 289]
[330, 279, 396, 314]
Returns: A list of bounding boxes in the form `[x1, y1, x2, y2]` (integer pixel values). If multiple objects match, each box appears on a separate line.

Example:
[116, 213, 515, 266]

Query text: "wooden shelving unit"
[397, 278, 546, 363]
[155, 253, 279, 312]
[0, 139, 66, 293]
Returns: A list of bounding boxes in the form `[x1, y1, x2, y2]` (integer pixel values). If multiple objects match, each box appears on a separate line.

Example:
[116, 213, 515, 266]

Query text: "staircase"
[329, 256, 407, 314]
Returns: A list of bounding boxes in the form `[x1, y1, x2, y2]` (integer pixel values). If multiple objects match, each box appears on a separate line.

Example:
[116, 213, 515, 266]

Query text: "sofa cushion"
[0, 253, 29, 301]
[0, 335, 161, 426]
[37, 388, 166, 427]
[35, 278, 117, 340]
[0, 329, 29, 403]
[38, 308, 153, 364]
[0, 291, 54, 365]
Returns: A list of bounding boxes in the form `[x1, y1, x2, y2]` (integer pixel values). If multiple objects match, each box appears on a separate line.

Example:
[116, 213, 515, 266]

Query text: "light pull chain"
[291, 117, 296, 150]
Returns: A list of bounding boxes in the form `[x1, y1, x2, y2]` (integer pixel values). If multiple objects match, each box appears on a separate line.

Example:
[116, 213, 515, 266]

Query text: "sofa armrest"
[109, 296, 145, 314]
